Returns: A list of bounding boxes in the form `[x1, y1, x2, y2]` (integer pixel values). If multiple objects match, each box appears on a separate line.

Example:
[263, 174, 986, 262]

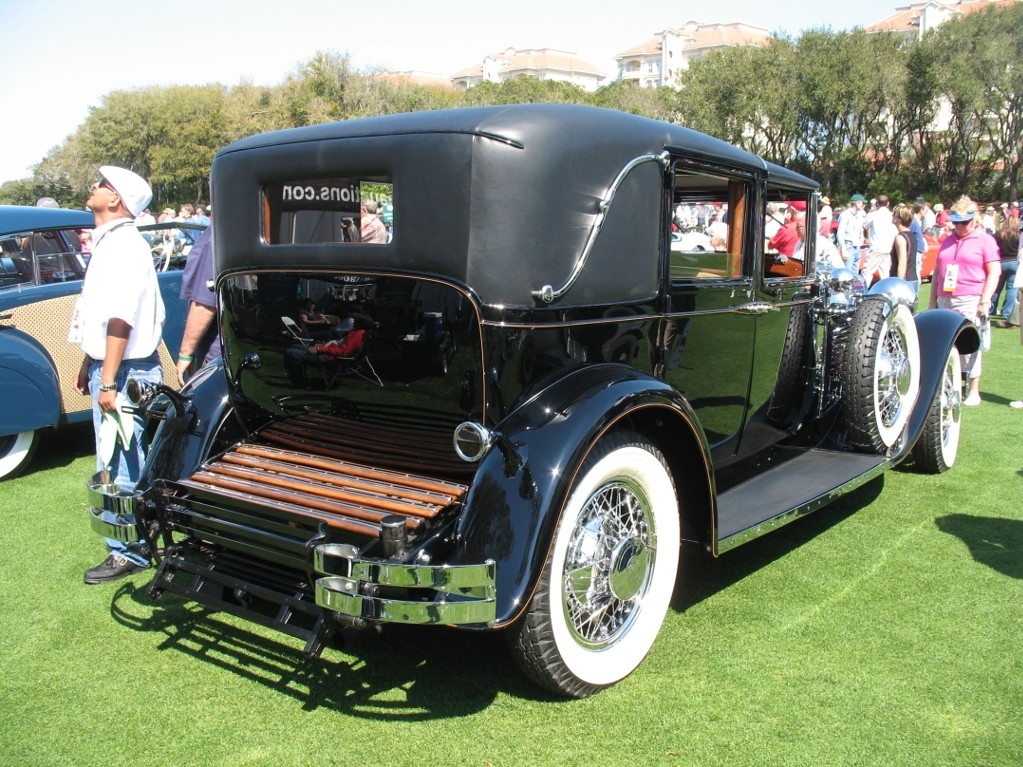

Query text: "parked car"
[920, 225, 948, 282]
[140, 220, 207, 271]
[0, 205, 188, 479]
[88, 105, 978, 698]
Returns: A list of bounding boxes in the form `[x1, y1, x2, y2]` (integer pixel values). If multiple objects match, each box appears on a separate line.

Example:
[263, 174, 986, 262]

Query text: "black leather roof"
[211, 104, 817, 308]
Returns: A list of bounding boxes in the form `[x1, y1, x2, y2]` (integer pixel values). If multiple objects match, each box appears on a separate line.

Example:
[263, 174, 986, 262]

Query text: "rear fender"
[0, 330, 60, 436]
[453, 363, 712, 626]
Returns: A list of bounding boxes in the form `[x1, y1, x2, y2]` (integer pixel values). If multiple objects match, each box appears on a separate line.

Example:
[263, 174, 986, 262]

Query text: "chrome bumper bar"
[86, 471, 140, 543]
[314, 543, 497, 626]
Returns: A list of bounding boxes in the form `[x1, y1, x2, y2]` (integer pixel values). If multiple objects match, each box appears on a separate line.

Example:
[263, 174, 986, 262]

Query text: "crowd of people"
[830, 192, 1019, 408]
[674, 190, 1021, 409]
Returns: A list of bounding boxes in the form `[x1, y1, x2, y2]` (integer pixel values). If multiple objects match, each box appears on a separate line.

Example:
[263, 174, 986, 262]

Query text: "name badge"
[943, 263, 958, 292]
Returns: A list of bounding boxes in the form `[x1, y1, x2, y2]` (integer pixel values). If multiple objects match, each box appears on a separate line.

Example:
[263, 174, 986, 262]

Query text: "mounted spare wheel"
[841, 298, 920, 452]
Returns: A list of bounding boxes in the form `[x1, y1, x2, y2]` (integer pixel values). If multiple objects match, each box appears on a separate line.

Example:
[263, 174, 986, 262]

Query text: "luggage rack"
[145, 416, 473, 654]
[178, 443, 468, 539]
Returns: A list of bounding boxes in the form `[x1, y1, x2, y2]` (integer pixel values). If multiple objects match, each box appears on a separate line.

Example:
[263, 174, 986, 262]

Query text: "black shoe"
[83, 554, 146, 584]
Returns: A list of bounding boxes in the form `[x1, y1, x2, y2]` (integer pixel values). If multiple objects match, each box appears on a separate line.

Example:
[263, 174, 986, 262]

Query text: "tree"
[457, 76, 590, 107]
[587, 81, 678, 122]
[677, 40, 801, 163]
[917, 4, 1023, 199]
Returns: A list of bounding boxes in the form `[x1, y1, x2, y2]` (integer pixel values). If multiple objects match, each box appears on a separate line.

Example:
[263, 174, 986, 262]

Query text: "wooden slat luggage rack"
[178, 412, 470, 540]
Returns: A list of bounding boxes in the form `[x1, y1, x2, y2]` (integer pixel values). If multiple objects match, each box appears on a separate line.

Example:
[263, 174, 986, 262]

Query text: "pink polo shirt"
[933, 227, 999, 297]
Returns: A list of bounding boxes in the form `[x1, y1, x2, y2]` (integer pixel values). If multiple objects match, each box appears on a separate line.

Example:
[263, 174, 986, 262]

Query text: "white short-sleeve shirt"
[73, 218, 165, 360]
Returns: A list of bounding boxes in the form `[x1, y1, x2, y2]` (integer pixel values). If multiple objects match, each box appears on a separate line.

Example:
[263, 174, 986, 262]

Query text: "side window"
[670, 167, 749, 282]
[0, 233, 35, 287]
[763, 193, 812, 280]
[34, 228, 88, 283]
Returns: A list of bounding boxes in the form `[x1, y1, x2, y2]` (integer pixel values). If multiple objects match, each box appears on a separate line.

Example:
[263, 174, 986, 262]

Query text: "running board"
[715, 449, 888, 554]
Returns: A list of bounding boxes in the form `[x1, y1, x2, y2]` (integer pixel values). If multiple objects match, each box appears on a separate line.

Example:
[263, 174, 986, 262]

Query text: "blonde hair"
[949, 196, 975, 222]
[893, 204, 913, 228]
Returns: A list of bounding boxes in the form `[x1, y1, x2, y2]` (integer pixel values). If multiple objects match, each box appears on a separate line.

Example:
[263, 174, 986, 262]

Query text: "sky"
[0, 0, 902, 183]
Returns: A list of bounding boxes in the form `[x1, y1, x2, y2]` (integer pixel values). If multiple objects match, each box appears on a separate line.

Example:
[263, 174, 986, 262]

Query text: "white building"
[451, 48, 607, 92]
[614, 21, 773, 89]
[866, 0, 1016, 42]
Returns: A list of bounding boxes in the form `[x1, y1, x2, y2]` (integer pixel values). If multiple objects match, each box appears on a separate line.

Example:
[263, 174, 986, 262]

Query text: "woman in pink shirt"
[928, 197, 1001, 405]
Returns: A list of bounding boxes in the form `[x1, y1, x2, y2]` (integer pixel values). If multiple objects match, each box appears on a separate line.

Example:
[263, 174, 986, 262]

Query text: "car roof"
[213, 104, 818, 308]
[0, 205, 94, 235]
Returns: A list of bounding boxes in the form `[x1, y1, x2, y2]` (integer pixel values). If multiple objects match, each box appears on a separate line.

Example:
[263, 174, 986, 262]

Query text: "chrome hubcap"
[563, 481, 655, 649]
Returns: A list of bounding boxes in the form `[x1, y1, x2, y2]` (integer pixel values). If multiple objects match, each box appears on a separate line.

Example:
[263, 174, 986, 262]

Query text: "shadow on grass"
[673, 476, 885, 611]
[27, 422, 94, 473]
[108, 584, 547, 715]
[935, 514, 1023, 580]
[101, 477, 889, 709]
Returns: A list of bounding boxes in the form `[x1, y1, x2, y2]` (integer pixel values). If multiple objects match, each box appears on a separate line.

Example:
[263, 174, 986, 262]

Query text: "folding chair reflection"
[281, 316, 312, 344]
[317, 329, 383, 388]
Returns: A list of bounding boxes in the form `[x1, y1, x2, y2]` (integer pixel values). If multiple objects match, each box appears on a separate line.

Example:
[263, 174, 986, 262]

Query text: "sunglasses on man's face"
[90, 179, 116, 194]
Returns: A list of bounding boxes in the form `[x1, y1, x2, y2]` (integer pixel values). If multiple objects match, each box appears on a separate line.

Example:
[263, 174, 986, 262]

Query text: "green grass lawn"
[1, 298, 1020, 767]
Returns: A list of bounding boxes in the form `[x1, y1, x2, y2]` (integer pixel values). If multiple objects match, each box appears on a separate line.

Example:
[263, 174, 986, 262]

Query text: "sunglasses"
[90, 179, 116, 194]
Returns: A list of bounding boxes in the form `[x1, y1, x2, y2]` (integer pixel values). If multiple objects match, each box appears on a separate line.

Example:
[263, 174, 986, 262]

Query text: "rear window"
[263, 178, 393, 245]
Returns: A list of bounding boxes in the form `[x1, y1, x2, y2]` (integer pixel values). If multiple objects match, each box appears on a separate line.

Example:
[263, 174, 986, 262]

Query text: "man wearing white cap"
[71, 165, 166, 584]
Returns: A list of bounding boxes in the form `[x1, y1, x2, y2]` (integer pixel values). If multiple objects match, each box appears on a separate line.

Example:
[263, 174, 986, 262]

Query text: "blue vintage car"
[0, 205, 189, 479]
[89, 105, 977, 697]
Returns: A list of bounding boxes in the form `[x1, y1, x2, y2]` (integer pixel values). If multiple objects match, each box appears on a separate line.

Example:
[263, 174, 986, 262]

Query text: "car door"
[659, 159, 757, 463]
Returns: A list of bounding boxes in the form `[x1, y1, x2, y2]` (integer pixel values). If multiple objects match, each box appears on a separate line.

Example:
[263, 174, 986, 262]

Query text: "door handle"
[736, 302, 779, 315]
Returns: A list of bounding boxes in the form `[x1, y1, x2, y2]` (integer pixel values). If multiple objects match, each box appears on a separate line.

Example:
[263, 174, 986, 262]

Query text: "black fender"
[899, 307, 980, 461]
[138, 360, 234, 486]
[0, 329, 60, 436]
[453, 363, 711, 626]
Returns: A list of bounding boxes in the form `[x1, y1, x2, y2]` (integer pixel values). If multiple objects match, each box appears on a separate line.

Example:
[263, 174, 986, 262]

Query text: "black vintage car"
[89, 104, 977, 697]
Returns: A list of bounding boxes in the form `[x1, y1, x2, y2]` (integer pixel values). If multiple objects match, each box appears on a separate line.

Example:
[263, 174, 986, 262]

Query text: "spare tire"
[841, 299, 920, 452]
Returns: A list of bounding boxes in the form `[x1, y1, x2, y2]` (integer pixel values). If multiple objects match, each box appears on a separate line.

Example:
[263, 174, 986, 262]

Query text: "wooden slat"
[178, 478, 385, 538]
[206, 463, 445, 519]
[180, 413, 472, 542]
[183, 472, 424, 529]
[232, 444, 466, 499]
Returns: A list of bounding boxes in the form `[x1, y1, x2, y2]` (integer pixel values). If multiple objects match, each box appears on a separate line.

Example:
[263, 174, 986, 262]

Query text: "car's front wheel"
[508, 431, 680, 698]
[842, 300, 920, 451]
[0, 429, 39, 480]
[912, 346, 962, 473]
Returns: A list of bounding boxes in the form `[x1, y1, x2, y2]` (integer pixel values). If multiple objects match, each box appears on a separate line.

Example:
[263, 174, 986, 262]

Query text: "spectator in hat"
[767, 201, 804, 257]
[929, 196, 1000, 406]
[837, 194, 867, 272]
[71, 165, 165, 584]
[934, 202, 949, 229]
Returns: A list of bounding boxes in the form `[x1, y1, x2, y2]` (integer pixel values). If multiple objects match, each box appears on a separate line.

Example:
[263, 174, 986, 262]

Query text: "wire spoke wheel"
[913, 346, 962, 473]
[508, 431, 679, 698]
[842, 300, 920, 451]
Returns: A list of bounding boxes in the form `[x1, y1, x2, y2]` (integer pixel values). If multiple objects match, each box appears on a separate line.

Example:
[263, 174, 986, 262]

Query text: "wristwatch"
[98, 383, 118, 392]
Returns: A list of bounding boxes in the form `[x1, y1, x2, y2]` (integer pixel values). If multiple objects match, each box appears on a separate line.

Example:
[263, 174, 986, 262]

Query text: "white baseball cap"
[99, 165, 153, 217]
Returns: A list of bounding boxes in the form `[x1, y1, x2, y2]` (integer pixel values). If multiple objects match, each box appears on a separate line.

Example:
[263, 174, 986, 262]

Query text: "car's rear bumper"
[313, 543, 497, 626]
